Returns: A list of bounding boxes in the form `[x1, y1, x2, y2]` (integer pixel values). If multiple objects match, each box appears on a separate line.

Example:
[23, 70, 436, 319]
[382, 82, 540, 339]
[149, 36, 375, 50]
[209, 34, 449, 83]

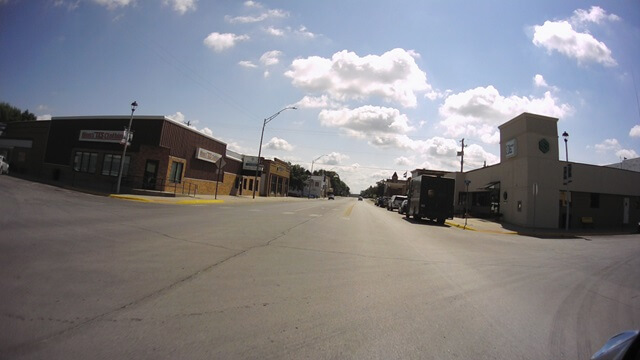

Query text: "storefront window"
[73, 151, 98, 173]
[102, 154, 130, 177]
[169, 161, 184, 183]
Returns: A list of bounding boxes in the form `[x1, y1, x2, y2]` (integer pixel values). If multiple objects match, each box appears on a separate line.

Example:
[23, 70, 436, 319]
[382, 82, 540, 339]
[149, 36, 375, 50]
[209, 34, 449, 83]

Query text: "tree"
[360, 180, 385, 198]
[0, 102, 36, 123]
[288, 163, 309, 192]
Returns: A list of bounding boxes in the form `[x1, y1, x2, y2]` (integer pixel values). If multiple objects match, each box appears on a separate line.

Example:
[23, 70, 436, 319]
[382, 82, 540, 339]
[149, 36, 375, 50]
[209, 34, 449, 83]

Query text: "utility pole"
[458, 138, 466, 173]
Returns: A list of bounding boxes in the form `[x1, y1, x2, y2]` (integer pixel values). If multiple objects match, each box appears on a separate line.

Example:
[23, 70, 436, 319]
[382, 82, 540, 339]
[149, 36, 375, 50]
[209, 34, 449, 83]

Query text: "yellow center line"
[343, 203, 355, 217]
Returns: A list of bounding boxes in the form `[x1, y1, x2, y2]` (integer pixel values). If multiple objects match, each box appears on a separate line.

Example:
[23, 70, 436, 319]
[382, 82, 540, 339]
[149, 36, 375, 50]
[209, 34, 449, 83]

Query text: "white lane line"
[309, 214, 322, 217]
[282, 212, 295, 215]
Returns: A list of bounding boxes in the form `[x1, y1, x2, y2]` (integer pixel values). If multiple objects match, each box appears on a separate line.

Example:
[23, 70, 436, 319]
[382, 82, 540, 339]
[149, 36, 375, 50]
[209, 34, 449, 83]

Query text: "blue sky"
[1, 0, 639, 192]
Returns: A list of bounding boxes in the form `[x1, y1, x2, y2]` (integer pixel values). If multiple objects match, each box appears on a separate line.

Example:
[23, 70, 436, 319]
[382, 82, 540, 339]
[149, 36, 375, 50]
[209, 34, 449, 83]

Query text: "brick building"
[0, 116, 250, 196]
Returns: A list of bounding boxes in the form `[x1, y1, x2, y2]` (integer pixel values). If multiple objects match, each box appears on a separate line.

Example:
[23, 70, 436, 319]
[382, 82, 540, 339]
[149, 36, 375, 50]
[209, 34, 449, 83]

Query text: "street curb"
[109, 195, 153, 202]
[109, 194, 224, 205]
[445, 221, 477, 232]
[446, 220, 519, 235]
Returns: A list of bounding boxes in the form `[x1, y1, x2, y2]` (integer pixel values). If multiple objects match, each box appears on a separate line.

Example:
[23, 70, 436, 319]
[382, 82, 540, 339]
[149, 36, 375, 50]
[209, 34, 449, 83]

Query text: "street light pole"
[115, 101, 138, 194]
[307, 154, 326, 198]
[563, 131, 570, 231]
[252, 106, 297, 199]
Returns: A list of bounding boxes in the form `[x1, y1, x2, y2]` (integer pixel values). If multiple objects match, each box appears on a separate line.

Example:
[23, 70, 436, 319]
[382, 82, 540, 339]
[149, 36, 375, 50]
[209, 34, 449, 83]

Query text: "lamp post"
[562, 131, 570, 231]
[115, 101, 138, 194]
[252, 106, 297, 199]
[307, 154, 326, 198]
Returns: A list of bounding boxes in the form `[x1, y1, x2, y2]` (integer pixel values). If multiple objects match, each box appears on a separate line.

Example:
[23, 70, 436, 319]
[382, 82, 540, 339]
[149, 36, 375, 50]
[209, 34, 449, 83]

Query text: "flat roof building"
[448, 113, 640, 229]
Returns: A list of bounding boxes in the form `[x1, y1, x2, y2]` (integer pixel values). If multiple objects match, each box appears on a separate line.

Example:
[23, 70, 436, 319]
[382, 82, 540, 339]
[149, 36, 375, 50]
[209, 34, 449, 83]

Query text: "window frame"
[73, 151, 98, 174]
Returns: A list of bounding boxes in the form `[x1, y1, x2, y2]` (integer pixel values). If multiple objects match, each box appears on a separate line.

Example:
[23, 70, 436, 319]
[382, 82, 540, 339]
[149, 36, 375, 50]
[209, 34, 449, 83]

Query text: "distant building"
[606, 157, 640, 172]
[383, 172, 408, 197]
[305, 174, 330, 198]
[259, 158, 290, 197]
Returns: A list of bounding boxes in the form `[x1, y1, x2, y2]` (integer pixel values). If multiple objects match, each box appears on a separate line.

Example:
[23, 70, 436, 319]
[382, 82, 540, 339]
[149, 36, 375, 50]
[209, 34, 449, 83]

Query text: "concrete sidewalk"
[446, 216, 638, 237]
[108, 193, 319, 205]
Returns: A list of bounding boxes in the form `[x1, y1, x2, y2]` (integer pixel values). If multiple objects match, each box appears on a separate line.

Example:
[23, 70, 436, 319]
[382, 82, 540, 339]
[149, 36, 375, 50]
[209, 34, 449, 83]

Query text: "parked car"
[398, 199, 408, 215]
[328, 193, 335, 200]
[387, 195, 407, 211]
[358, 196, 363, 201]
[0, 155, 9, 175]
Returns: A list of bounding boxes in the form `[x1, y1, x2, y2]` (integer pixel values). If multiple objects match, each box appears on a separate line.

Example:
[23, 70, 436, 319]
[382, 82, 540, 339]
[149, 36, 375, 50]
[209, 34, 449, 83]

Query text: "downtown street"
[1, 176, 639, 359]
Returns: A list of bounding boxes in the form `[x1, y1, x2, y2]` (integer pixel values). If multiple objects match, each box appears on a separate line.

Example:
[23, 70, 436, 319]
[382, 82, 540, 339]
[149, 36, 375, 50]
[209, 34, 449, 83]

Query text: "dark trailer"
[406, 175, 455, 224]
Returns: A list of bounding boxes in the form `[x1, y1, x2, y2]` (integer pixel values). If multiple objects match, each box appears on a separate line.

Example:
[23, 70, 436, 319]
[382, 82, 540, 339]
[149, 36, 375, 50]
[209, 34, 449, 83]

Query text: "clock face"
[539, 138, 550, 154]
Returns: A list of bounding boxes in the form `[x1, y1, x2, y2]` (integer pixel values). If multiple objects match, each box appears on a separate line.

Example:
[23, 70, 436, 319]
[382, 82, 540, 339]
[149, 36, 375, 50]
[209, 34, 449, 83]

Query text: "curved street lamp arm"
[264, 106, 297, 126]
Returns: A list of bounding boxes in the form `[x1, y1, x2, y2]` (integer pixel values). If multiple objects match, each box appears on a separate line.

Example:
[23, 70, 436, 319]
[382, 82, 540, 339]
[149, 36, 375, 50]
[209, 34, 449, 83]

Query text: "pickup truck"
[0, 155, 8, 175]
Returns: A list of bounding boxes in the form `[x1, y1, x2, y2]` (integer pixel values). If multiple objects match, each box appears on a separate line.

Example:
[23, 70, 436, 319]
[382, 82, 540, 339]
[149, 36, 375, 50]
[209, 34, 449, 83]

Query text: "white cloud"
[438, 85, 572, 144]
[571, 6, 619, 25]
[265, 27, 284, 36]
[264, 137, 293, 151]
[630, 125, 640, 138]
[292, 95, 341, 109]
[263, 70, 270, 78]
[238, 60, 257, 68]
[263, 25, 317, 39]
[260, 50, 282, 66]
[395, 156, 412, 166]
[319, 106, 414, 138]
[92, 0, 133, 10]
[321, 152, 349, 166]
[532, 8, 617, 67]
[37, 114, 52, 121]
[425, 89, 452, 101]
[533, 74, 548, 87]
[164, 0, 196, 14]
[285, 48, 431, 108]
[166, 111, 186, 123]
[203, 32, 249, 52]
[225, 9, 288, 24]
[616, 149, 639, 159]
[200, 127, 213, 137]
[244, 0, 262, 8]
[295, 26, 316, 39]
[54, 0, 80, 10]
[595, 138, 638, 159]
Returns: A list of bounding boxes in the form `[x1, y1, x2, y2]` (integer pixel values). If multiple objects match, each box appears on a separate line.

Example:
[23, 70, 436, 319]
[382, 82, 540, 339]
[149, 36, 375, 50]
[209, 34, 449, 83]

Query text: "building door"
[143, 160, 158, 190]
[623, 197, 630, 224]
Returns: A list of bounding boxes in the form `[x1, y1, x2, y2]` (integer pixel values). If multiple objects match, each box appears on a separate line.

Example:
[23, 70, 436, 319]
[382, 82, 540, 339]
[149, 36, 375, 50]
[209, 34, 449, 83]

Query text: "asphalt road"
[1, 176, 639, 359]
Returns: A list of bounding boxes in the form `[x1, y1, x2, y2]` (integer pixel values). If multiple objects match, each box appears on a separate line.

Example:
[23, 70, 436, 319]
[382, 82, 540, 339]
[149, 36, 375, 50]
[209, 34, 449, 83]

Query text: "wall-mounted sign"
[243, 156, 260, 171]
[79, 130, 124, 143]
[505, 139, 517, 158]
[196, 147, 222, 164]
